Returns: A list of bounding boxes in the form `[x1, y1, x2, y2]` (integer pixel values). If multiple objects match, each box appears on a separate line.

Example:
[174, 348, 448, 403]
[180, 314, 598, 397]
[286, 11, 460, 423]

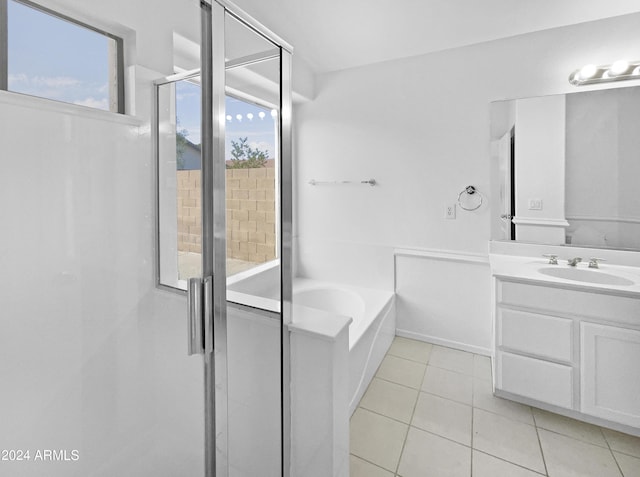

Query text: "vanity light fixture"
[569, 59, 640, 86]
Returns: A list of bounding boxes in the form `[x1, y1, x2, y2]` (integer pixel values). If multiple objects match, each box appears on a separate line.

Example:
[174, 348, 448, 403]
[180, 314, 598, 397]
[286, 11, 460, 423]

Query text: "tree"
[176, 120, 190, 170]
[227, 137, 269, 169]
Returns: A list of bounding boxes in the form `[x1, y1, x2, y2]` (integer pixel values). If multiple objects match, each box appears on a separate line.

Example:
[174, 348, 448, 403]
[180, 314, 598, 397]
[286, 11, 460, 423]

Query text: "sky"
[7, 0, 112, 110]
[176, 80, 277, 161]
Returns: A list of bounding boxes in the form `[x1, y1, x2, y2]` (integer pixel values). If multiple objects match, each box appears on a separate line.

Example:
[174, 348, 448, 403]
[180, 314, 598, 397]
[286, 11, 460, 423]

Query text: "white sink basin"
[538, 267, 635, 286]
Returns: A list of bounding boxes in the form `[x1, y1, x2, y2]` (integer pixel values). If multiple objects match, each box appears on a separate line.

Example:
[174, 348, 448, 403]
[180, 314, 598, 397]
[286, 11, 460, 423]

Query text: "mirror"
[490, 86, 640, 251]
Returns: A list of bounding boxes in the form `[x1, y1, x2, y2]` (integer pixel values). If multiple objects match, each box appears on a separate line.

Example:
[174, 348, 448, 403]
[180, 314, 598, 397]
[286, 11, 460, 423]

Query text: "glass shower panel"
[157, 75, 204, 287]
[0, 1, 207, 476]
[224, 13, 281, 302]
[223, 11, 285, 477]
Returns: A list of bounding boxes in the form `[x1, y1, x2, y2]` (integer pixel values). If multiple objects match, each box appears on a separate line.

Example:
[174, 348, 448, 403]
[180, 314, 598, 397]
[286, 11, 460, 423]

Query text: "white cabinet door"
[581, 322, 640, 428]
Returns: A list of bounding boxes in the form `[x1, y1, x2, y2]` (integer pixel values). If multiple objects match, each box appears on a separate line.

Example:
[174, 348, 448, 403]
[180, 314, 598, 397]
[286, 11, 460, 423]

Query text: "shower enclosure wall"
[0, 0, 292, 476]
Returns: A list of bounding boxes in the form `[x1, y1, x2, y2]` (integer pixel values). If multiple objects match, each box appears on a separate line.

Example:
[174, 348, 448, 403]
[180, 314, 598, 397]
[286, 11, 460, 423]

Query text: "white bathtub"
[293, 279, 396, 414]
[228, 264, 396, 415]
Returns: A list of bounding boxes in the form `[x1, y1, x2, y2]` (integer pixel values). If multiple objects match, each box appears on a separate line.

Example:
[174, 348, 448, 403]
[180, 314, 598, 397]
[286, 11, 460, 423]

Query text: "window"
[157, 75, 280, 290]
[0, 0, 124, 113]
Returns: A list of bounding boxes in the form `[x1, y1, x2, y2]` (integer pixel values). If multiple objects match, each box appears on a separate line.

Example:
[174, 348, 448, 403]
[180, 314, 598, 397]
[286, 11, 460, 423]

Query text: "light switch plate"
[445, 204, 456, 219]
[528, 198, 543, 210]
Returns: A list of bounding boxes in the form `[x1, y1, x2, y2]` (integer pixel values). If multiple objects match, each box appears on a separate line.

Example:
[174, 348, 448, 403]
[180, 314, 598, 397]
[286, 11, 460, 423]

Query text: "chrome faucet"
[567, 257, 582, 267]
[588, 258, 606, 269]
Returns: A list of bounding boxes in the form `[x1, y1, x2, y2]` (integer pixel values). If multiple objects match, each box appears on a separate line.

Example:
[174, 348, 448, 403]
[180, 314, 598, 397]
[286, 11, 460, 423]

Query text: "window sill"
[0, 90, 142, 127]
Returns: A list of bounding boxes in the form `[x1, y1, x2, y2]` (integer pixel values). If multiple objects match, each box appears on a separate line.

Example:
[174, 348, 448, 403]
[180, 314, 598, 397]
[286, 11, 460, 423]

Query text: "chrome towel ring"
[458, 185, 483, 211]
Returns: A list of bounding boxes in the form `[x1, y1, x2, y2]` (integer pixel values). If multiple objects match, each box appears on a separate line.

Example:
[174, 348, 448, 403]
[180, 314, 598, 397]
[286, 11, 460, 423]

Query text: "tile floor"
[350, 336, 640, 477]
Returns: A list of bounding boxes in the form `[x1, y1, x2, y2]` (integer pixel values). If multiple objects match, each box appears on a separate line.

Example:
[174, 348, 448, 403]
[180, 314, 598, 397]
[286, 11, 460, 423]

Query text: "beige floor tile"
[603, 428, 640, 459]
[412, 392, 472, 446]
[376, 354, 426, 389]
[473, 378, 534, 425]
[473, 354, 492, 381]
[350, 455, 394, 477]
[398, 426, 471, 477]
[359, 378, 419, 423]
[614, 451, 640, 477]
[539, 429, 622, 477]
[472, 408, 545, 474]
[472, 450, 545, 477]
[387, 336, 432, 363]
[350, 408, 408, 472]
[429, 345, 475, 375]
[532, 408, 607, 447]
[422, 365, 473, 405]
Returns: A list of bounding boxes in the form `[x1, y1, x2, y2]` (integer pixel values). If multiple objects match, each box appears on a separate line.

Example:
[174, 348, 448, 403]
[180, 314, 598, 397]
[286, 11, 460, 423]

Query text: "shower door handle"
[187, 278, 204, 355]
[203, 276, 214, 354]
[187, 276, 214, 356]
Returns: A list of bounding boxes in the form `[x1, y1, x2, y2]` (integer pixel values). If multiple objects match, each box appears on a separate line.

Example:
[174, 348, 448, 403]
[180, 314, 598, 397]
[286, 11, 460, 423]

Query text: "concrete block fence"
[176, 167, 277, 263]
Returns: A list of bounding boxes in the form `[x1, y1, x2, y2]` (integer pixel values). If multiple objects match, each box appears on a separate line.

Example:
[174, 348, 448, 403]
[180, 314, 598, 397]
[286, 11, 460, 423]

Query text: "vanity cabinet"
[581, 323, 640, 428]
[494, 277, 640, 432]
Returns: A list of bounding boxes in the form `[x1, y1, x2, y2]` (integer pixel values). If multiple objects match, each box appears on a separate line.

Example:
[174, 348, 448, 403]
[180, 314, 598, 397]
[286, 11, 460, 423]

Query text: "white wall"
[294, 12, 640, 352]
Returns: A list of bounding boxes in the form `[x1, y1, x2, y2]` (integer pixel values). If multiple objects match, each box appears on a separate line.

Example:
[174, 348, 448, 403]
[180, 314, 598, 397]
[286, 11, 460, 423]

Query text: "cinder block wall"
[176, 168, 276, 262]
[177, 170, 202, 253]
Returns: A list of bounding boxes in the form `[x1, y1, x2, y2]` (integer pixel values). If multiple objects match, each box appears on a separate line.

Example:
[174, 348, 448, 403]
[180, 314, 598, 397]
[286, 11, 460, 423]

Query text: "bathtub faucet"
[567, 257, 582, 267]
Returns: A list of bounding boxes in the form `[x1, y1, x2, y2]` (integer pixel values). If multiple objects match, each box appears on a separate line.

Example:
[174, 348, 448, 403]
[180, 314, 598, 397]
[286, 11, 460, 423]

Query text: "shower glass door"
[155, 1, 293, 476]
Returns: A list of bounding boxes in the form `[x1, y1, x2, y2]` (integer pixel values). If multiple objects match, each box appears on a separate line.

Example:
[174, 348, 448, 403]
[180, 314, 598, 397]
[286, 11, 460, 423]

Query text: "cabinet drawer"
[498, 308, 572, 362]
[497, 351, 573, 409]
[498, 280, 640, 327]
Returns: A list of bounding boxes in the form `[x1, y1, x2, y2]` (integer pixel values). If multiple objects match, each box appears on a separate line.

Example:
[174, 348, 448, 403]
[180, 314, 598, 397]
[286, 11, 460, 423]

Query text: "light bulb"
[258, 111, 266, 120]
[579, 64, 598, 80]
[270, 109, 277, 118]
[226, 115, 232, 122]
[236, 114, 243, 122]
[246, 113, 253, 121]
[609, 60, 630, 76]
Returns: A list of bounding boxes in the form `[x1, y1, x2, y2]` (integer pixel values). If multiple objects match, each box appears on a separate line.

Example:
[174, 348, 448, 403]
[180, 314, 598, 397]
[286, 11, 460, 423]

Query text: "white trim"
[21, 0, 134, 42]
[394, 247, 489, 264]
[512, 216, 571, 228]
[396, 329, 492, 356]
[567, 215, 640, 225]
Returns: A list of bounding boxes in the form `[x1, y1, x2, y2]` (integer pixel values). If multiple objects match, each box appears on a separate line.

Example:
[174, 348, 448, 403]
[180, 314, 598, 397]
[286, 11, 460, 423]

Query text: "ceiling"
[230, 0, 640, 74]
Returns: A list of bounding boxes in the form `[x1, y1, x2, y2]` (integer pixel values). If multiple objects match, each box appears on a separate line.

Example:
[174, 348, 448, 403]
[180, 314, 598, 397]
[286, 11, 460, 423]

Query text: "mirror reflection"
[490, 86, 640, 251]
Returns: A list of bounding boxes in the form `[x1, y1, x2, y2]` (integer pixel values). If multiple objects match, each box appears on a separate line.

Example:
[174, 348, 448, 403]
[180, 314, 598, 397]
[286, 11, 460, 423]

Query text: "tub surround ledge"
[289, 304, 352, 342]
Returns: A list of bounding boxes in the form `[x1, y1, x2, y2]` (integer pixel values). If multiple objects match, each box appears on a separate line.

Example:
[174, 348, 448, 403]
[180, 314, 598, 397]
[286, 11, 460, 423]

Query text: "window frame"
[0, 0, 125, 113]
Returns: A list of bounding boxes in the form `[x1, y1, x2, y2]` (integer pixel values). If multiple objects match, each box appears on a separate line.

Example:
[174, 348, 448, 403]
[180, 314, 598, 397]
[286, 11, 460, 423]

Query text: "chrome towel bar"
[308, 178, 377, 186]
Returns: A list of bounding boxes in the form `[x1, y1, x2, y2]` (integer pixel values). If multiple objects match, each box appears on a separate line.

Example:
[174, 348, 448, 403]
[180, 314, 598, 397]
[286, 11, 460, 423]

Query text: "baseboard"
[495, 389, 640, 438]
[395, 328, 492, 356]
